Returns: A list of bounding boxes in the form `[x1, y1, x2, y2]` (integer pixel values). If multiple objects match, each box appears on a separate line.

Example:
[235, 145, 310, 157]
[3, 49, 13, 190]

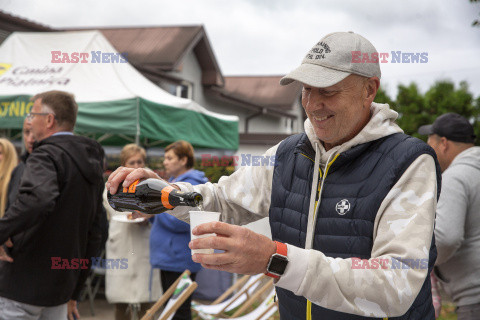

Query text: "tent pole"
[135, 97, 140, 145]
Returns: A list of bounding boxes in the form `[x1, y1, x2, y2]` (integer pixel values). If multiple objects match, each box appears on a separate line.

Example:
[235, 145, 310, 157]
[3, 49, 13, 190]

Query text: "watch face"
[269, 254, 289, 275]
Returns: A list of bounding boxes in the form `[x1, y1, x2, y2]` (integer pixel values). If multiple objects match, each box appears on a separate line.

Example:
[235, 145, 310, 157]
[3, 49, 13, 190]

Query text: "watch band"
[275, 241, 287, 256]
[265, 241, 288, 279]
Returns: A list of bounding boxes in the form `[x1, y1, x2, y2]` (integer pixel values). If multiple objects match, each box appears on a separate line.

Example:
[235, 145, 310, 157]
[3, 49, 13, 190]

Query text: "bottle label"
[161, 186, 175, 209]
[123, 179, 140, 194]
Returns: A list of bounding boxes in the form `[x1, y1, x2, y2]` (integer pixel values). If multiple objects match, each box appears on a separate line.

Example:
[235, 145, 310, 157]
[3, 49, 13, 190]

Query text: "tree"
[392, 82, 427, 138]
[471, 0, 480, 26]
[473, 96, 480, 143]
[392, 80, 480, 145]
[374, 86, 396, 108]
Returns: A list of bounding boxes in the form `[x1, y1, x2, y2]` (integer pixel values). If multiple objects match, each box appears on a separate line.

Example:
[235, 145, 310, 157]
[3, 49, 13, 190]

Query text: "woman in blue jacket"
[150, 140, 207, 320]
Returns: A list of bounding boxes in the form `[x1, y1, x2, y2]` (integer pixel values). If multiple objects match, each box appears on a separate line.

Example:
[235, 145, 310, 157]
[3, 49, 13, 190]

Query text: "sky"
[1, 0, 480, 99]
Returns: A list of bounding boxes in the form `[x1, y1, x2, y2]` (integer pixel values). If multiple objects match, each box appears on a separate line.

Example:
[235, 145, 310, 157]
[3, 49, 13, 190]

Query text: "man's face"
[301, 75, 372, 149]
[31, 99, 52, 141]
[23, 120, 35, 153]
[30, 99, 49, 141]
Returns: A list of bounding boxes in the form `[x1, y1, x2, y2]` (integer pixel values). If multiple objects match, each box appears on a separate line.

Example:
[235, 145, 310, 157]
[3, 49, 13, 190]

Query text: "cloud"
[2, 0, 479, 98]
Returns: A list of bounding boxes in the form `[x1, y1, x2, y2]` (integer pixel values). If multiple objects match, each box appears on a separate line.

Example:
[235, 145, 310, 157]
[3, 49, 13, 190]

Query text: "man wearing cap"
[108, 32, 440, 319]
[419, 113, 480, 320]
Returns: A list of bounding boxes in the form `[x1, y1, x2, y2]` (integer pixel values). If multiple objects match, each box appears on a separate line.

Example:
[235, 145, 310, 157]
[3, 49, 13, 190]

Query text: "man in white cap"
[108, 32, 440, 319]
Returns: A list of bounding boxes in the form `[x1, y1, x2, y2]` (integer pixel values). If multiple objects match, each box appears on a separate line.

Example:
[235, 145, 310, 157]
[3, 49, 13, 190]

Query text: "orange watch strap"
[265, 241, 288, 279]
[276, 241, 287, 256]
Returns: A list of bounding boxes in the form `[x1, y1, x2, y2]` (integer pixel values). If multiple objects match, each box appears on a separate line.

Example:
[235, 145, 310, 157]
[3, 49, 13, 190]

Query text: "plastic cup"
[189, 211, 221, 255]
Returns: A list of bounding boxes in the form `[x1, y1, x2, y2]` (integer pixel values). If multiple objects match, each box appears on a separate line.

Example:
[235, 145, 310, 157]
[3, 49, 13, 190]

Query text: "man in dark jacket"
[6, 117, 35, 210]
[0, 90, 105, 320]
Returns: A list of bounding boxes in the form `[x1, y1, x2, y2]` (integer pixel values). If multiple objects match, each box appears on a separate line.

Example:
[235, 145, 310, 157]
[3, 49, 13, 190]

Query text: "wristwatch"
[265, 241, 289, 279]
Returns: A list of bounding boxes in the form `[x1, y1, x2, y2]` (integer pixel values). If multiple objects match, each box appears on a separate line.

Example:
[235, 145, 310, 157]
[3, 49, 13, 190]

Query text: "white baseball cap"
[280, 31, 381, 88]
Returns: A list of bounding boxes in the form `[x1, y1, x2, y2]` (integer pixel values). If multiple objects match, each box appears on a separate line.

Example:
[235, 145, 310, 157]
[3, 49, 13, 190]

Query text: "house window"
[166, 81, 193, 99]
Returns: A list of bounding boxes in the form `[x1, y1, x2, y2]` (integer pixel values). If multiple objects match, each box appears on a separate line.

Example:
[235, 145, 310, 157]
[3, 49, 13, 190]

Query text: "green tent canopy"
[0, 31, 239, 150]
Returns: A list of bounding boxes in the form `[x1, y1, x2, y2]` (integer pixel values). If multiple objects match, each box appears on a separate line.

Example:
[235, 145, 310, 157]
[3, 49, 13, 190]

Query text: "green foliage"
[383, 80, 480, 145]
[393, 82, 427, 139]
[474, 96, 480, 141]
[194, 163, 235, 183]
[471, 0, 480, 26]
[374, 86, 396, 109]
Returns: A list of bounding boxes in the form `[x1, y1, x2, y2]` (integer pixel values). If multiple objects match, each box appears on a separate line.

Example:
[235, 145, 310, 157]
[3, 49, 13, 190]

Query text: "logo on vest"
[335, 199, 351, 215]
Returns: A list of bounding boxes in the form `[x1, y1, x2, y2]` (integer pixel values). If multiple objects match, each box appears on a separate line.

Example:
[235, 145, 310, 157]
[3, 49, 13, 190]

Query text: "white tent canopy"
[0, 31, 238, 149]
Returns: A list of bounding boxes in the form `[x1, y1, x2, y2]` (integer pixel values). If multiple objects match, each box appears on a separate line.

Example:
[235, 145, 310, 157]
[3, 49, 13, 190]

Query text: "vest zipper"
[301, 151, 339, 320]
[301, 151, 389, 320]
[301, 152, 340, 249]
[300, 149, 391, 319]
[310, 154, 339, 248]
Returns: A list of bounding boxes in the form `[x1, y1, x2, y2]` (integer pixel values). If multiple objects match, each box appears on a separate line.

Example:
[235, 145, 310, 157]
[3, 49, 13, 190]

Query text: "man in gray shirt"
[419, 113, 480, 320]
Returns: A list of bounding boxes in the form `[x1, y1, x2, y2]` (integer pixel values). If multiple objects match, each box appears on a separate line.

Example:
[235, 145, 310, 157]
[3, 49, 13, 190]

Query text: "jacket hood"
[304, 102, 403, 165]
[449, 146, 480, 171]
[170, 169, 208, 184]
[35, 135, 104, 184]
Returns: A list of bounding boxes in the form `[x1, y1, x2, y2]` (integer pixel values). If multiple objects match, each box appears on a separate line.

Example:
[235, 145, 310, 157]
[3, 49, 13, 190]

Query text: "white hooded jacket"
[170, 102, 438, 317]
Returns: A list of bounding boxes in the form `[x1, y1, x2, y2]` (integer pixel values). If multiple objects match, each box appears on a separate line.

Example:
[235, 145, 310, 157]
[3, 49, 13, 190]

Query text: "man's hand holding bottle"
[107, 166, 168, 221]
[107, 167, 158, 221]
[106, 167, 201, 215]
[107, 167, 165, 195]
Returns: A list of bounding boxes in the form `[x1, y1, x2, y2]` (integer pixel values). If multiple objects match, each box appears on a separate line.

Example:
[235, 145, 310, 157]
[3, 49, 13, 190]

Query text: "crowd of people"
[0, 91, 209, 320]
[0, 31, 479, 320]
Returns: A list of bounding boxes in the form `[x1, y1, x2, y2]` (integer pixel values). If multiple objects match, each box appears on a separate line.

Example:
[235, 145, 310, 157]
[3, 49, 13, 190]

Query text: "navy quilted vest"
[269, 132, 441, 320]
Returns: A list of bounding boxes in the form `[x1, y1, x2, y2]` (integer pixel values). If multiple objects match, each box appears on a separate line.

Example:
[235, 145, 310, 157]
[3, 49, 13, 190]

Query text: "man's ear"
[439, 137, 449, 152]
[46, 113, 56, 129]
[364, 77, 380, 107]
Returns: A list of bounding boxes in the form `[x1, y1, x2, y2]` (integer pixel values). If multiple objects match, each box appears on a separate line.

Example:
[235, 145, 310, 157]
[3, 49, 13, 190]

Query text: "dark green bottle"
[107, 178, 203, 214]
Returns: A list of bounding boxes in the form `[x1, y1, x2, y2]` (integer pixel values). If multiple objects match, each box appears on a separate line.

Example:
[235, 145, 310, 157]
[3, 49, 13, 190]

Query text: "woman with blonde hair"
[0, 138, 17, 217]
[104, 144, 161, 320]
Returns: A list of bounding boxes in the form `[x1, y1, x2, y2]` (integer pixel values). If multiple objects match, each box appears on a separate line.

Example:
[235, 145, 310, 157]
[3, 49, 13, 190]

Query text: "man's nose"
[305, 95, 325, 111]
